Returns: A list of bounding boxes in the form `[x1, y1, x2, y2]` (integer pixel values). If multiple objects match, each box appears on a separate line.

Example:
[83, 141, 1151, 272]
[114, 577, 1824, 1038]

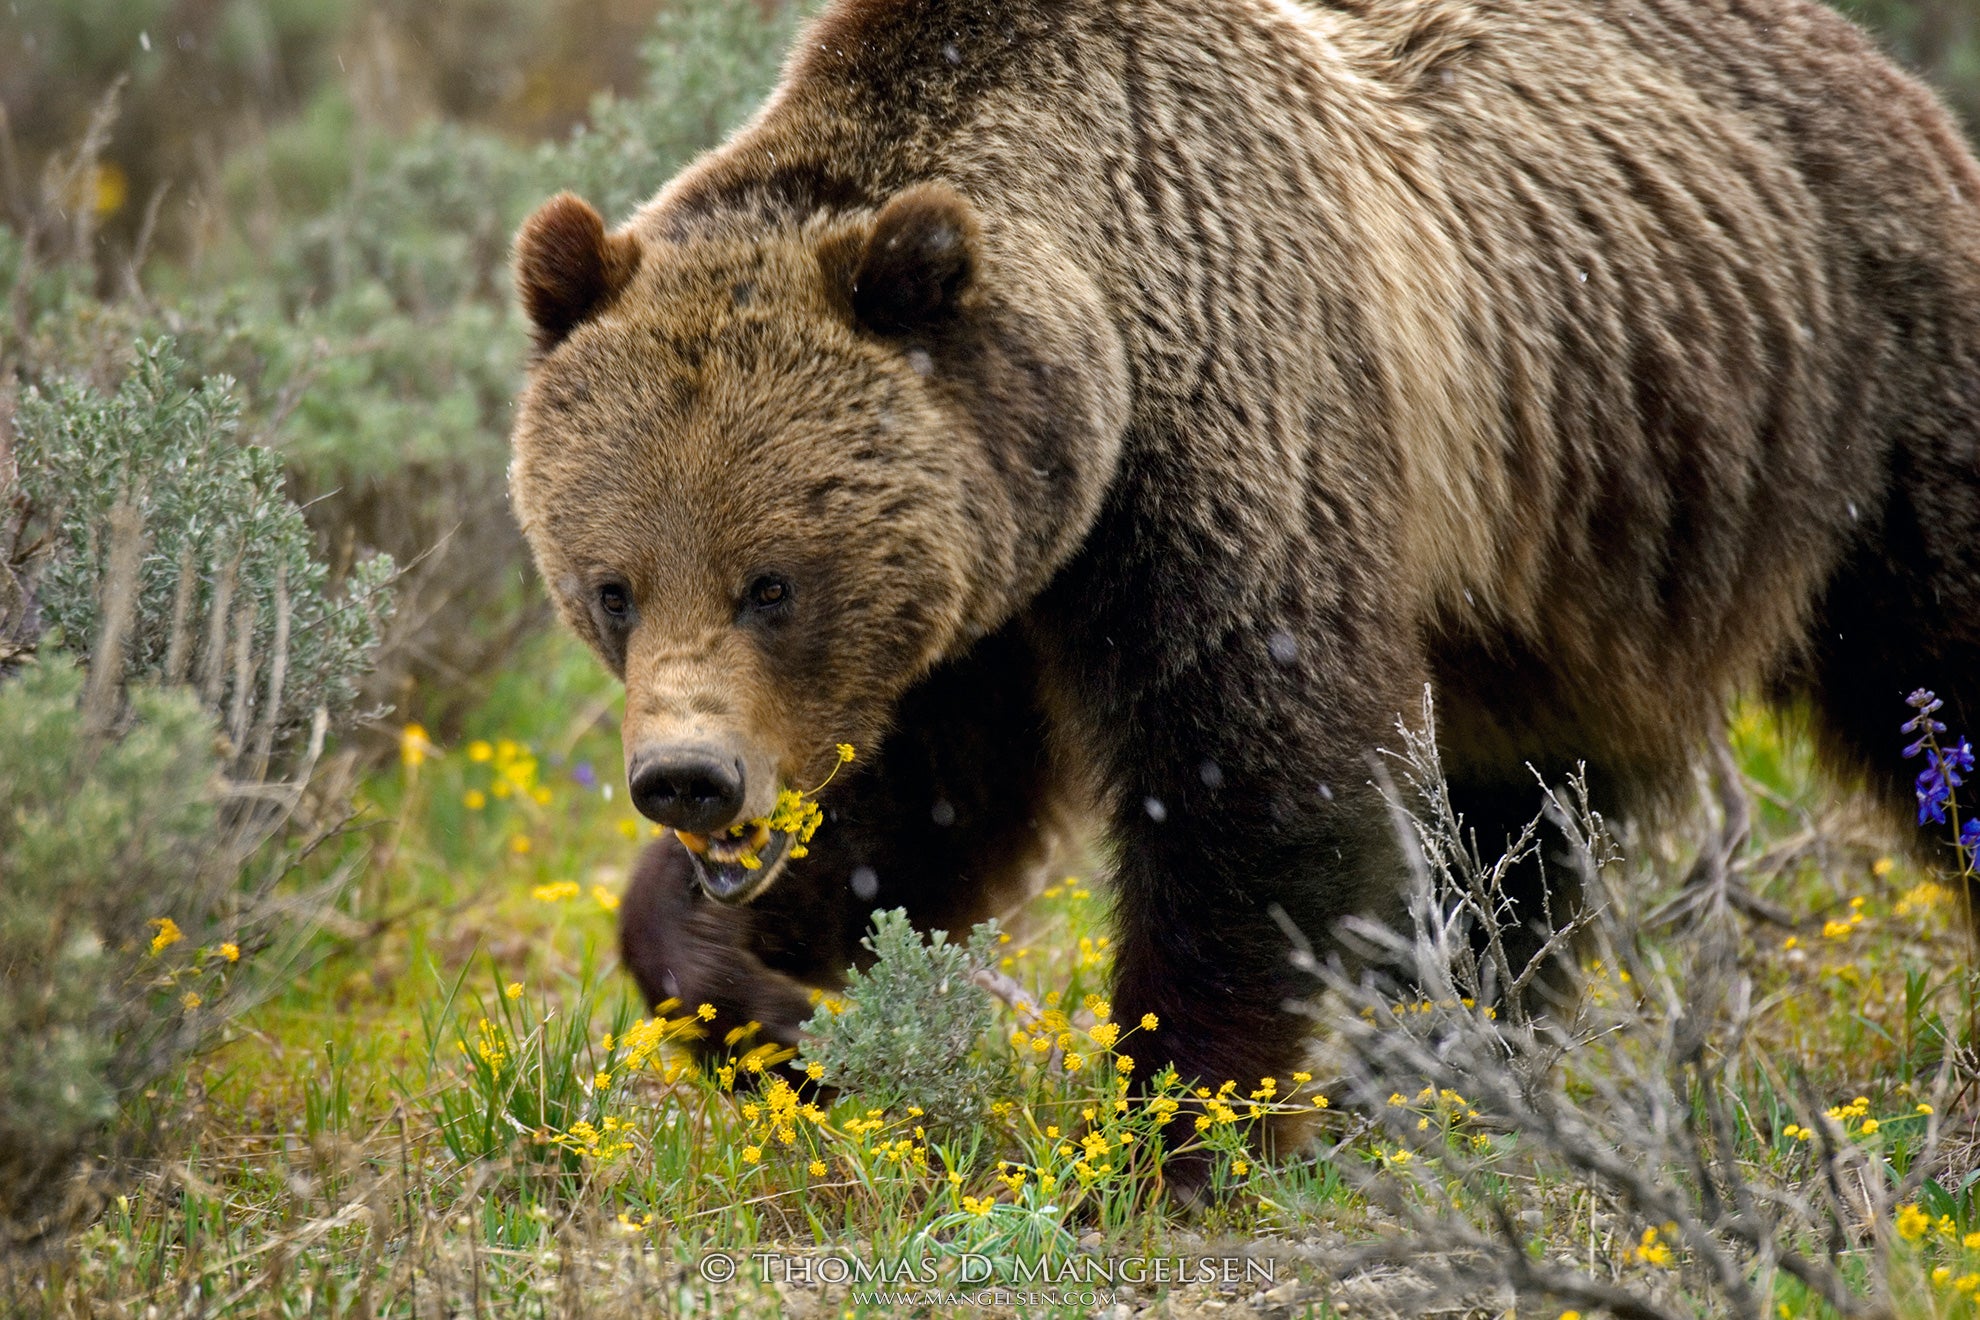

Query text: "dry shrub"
[1301, 695, 1931, 1319]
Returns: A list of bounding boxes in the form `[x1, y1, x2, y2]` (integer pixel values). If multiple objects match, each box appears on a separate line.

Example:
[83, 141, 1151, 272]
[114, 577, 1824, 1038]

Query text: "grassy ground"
[10, 629, 1980, 1318]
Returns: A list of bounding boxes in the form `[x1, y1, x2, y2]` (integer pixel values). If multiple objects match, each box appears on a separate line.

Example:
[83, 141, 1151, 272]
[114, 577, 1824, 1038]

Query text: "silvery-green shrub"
[799, 909, 1013, 1130]
[12, 339, 394, 754]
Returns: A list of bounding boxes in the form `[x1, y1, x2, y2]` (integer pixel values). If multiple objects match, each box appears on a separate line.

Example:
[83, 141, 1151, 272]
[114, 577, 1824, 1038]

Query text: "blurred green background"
[2, 0, 806, 738]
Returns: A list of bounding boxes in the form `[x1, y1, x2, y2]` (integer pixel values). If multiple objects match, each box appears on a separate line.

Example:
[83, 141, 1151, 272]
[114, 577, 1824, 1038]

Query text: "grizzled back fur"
[560, 0, 1980, 797]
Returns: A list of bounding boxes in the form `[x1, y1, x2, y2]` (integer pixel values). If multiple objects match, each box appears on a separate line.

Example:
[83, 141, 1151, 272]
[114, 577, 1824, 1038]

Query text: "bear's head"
[509, 183, 1127, 902]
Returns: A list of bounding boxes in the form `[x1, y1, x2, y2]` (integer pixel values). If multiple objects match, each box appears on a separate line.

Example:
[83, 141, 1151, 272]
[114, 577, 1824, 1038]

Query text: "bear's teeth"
[687, 827, 791, 905]
[704, 822, 772, 861]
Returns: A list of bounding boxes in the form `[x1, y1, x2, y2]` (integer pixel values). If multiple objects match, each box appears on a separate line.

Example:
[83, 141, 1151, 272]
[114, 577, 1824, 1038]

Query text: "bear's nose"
[627, 748, 747, 834]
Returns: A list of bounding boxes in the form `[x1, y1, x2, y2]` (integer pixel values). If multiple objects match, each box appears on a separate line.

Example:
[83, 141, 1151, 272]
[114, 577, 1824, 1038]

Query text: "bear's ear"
[849, 182, 979, 334]
[515, 193, 642, 351]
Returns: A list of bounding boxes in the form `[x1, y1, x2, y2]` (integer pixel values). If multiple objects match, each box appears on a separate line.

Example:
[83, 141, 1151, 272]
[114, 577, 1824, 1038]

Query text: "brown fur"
[511, 0, 1980, 1164]
[516, 194, 643, 351]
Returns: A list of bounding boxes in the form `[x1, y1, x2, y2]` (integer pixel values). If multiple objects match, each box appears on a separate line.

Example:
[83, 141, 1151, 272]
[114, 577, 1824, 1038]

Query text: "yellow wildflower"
[180, 990, 201, 1011]
[505, 981, 523, 999]
[400, 723, 435, 767]
[500, 754, 537, 792]
[472, 1018, 507, 1071]
[468, 740, 493, 762]
[1631, 1226, 1674, 1267]
[1897, 881, 1953, 916]
[1141, 1013, 1159, 1031]
[531, 880, 580, 903]
[592, 884, 621, 911]
[549, 1116, 635, 1161]
[148, 917, 182, 955]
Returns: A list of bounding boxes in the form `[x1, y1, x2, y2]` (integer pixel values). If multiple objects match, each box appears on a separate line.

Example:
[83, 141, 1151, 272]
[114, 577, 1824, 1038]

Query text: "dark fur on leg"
[618, 837, 820, 1074]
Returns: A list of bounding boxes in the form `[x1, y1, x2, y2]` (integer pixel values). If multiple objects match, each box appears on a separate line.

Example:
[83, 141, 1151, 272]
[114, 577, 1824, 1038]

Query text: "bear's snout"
[627, 744, 747, 835]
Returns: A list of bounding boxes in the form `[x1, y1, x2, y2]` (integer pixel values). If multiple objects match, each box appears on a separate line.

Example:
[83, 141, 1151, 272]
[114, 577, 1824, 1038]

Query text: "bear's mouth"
[674, 821, 795, 904]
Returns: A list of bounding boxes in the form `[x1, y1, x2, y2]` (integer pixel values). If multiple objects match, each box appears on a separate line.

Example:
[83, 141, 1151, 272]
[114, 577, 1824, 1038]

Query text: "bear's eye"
[598, 583, 631, 621]
[746, 574, 793, 612]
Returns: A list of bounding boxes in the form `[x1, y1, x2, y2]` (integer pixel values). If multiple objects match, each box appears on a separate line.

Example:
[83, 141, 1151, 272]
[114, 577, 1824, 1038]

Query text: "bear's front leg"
[1102, 744, 1409, 1192]
[618, 627, 1068, 1073]
[618, 836, 825, 1071]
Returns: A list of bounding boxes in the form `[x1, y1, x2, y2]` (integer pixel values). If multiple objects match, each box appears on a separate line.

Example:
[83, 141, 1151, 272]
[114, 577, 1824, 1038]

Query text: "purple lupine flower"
[1903, 698, 1947, 756]
[1915, 742, 1969, 826]
[1903, 691, 1969, 826]
[572, 761, 599, 791]
[1919, 768, 1951, 825]
[1905, 691, 1978, 864]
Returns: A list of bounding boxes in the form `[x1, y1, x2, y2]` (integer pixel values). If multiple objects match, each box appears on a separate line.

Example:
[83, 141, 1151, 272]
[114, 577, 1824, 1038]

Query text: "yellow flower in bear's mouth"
[676, 745, 856, 868]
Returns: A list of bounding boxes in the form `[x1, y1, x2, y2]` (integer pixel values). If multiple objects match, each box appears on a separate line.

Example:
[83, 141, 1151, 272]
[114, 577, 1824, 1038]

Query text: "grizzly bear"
[509, 0, 1980, 1154]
